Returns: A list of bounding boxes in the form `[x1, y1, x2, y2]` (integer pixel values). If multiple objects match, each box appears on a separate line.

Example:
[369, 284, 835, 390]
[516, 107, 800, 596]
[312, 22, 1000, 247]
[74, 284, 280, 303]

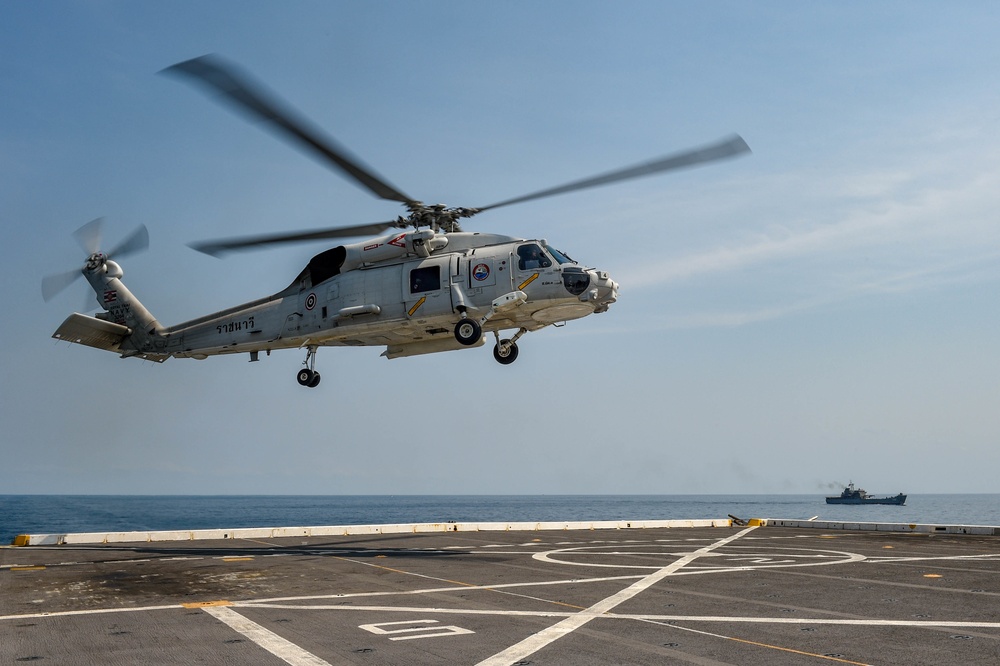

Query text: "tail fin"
[53, 257, 167, 362]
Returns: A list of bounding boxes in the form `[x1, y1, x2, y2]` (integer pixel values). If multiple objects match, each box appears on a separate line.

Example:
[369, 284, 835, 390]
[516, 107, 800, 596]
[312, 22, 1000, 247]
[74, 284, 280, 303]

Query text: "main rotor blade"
[42, 269, 82, 302]
[189, 220, 400, 257]
[108, 224, 149, 259]
[476, 135, 751, 214]
[162, 55, 415, 206]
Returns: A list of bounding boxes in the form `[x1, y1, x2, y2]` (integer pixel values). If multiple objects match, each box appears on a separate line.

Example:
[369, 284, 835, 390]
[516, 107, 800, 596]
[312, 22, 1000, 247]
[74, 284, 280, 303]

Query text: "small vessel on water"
[826, 482, 906, 505]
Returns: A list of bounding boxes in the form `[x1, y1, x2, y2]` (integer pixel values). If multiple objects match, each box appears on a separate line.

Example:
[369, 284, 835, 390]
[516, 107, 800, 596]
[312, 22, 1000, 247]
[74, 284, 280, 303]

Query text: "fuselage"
[147, 231, 617, 361]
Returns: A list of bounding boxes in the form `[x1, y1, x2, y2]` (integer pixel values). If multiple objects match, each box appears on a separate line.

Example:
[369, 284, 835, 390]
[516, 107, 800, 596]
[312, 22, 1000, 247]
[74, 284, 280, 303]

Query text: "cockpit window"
[517, 243, 552, 270]
[517, 243, 552, 271]
[543, 244, 574, 264]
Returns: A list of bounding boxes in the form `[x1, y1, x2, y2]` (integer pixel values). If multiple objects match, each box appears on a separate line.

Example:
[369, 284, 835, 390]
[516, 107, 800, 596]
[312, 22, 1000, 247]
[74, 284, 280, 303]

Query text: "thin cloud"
[654, 254, 1000, 331]
[620, 156, 1000, 295]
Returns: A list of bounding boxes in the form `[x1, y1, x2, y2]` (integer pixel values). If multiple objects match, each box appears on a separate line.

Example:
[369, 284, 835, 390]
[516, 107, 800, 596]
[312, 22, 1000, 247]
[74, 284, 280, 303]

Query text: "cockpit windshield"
[543, 244, 574, 264]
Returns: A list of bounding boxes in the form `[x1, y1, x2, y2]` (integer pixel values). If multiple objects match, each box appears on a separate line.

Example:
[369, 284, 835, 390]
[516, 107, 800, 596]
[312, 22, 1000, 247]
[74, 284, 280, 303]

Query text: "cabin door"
[402, 256, 453, 320]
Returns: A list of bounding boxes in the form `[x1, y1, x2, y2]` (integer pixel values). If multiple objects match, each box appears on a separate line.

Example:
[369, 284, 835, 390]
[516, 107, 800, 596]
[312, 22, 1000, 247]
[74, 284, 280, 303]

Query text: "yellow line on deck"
[181, 600, 233, 608]
[642, 618, 871, 665]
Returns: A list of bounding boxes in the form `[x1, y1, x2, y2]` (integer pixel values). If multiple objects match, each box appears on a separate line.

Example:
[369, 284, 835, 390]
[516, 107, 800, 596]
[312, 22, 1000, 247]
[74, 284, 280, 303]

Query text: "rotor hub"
[85, 252, 107, 271]
[401, 202, 480, 233]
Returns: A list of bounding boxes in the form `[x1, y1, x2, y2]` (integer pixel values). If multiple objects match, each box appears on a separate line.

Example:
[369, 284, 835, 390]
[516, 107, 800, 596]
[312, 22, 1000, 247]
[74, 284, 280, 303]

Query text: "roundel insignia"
[473, 263, 490, 281]
[305, 292, 317, 310]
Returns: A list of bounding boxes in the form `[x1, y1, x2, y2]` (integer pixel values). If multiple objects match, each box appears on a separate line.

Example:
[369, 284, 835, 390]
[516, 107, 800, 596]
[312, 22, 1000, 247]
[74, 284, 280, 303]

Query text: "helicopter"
[42, 55, 751, 388]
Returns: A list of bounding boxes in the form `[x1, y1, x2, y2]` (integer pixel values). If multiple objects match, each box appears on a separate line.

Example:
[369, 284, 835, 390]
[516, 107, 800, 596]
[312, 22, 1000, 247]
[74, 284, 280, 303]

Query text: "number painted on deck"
[358, 619, 474, 641]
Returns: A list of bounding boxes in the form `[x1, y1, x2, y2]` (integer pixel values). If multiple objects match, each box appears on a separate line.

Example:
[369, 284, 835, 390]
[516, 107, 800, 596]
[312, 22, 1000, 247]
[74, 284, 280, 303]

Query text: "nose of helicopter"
[588, 269, 618, 313]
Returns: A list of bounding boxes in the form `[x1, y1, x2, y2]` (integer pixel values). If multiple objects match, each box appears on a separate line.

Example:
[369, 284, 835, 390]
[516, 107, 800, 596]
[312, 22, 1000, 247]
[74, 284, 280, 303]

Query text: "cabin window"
[517, 243, 552, 270]
[410, 266, 440, 293]
[307, 246, 347, 286]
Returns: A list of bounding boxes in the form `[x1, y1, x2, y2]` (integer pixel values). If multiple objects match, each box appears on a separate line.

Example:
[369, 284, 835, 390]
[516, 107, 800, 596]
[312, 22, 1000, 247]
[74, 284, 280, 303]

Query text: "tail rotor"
[41, 218, 149, 302]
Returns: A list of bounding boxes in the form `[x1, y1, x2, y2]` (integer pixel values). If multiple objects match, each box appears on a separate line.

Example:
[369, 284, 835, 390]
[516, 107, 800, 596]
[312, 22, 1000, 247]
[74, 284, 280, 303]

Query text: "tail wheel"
[493, 339, 518, 365]
[454, 318, 482, 346]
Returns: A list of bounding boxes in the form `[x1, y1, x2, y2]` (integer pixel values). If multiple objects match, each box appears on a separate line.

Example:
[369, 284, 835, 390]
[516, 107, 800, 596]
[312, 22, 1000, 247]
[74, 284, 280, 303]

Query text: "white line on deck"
[0, 604, 182, 621]
[867, 553, 1000, 563]
[239, 574, 644, 604]
[231, 603, 1000, 629]
[475, 526, 759, 666]
[202, 605, 335, 666]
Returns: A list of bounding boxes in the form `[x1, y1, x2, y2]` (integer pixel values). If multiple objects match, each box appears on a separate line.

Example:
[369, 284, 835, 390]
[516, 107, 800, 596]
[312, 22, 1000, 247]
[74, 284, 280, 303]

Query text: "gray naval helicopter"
[43, 55, 751, 388]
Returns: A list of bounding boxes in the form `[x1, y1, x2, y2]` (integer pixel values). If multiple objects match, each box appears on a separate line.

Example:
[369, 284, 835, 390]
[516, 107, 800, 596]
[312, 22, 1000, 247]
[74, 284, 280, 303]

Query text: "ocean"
[3, 494, 1000, 545]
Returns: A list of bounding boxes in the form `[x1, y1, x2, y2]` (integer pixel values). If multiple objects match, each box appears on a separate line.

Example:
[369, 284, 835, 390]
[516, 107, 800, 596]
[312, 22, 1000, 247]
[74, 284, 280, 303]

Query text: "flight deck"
[3, 519, 1000, 665]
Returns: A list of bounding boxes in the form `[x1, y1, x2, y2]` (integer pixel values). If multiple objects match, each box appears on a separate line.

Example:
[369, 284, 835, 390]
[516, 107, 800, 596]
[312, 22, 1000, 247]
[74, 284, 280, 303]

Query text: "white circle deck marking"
[533, 542, 866, 570]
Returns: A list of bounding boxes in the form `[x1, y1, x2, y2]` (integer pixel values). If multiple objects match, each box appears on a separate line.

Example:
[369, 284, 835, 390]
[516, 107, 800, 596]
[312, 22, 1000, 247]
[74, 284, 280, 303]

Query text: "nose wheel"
[297, 345, 321, 387]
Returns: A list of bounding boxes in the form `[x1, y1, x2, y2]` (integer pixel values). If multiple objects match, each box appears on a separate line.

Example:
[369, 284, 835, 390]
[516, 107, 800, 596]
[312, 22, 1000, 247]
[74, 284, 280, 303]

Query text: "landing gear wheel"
[297, 368, 314, 386]
[308, 371, 321, 388]
[493, 339, 519, 365]
[454, 318, 482, 346]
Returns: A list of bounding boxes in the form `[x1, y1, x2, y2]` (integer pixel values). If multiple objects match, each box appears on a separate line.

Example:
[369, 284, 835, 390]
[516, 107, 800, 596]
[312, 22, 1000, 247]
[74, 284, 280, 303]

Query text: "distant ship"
[826, 482, 906, 505]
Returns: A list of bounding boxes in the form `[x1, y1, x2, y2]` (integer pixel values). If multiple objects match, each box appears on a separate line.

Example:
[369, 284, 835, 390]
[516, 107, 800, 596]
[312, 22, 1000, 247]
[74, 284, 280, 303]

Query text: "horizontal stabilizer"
[53, 313, 130, 353]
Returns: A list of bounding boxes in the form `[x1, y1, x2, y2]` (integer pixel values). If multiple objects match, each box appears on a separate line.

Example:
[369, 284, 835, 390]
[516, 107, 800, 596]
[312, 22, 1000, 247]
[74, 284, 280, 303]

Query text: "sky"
[2, 2, 999, 496]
